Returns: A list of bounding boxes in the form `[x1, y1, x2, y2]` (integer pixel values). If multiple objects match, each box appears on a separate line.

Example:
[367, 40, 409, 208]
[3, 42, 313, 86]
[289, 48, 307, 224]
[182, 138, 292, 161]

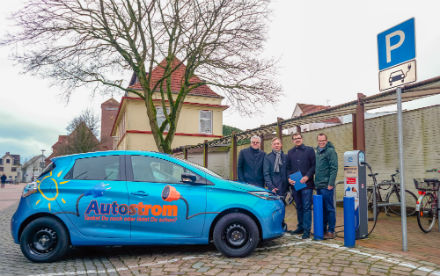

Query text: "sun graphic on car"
[35, 170, 70, 211]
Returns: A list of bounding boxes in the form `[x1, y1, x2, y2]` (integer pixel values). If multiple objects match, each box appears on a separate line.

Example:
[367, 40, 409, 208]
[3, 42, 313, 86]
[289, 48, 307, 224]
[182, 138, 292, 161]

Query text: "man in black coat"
[237, 135, 265, 187]
[1, 174, 6, 188]
[263, 137, 288, 197]
[286, 132, 316, 239]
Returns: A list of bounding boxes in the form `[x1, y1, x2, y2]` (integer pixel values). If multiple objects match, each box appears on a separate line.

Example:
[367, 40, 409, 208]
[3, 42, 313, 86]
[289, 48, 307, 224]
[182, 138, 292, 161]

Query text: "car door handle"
[131, 191, 149, 197]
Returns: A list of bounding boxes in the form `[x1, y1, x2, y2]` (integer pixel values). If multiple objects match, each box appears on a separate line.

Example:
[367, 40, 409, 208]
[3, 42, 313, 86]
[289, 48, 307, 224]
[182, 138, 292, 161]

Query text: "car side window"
[67, 156, 121, 180]
[131, 156, 200, 184]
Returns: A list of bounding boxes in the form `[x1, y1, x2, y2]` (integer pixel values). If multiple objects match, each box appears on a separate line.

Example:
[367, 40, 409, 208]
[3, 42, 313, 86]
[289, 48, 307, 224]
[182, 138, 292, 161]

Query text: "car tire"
[20, 217, 69, 263]
[213, 213, 260, 257]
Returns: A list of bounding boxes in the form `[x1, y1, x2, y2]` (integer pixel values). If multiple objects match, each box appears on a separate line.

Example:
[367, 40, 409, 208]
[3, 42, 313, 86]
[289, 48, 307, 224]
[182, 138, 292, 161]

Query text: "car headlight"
[249, 191, 279, 200]
[22, 182, 38, 198]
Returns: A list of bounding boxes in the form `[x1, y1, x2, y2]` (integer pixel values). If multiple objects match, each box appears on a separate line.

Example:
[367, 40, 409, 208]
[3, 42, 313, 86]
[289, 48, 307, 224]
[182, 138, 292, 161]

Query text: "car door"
[57, 155, 130, 238]
[126, 154, 207, 240]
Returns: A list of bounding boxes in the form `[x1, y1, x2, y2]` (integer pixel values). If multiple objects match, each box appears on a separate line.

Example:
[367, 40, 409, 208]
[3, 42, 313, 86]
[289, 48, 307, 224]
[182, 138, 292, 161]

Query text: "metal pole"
[397, 87, 408, 252]
[438, 188, 440, 232]
[203, 140, 208, 168]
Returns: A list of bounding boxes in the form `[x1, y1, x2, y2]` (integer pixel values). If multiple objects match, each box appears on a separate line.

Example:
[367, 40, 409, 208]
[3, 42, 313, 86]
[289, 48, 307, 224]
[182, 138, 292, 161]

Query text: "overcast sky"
[1, 0, 440, 161]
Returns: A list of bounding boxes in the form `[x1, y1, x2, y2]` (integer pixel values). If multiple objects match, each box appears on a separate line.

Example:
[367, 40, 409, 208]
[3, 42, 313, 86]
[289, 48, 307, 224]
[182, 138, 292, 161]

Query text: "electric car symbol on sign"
[11, 151, 285, 262]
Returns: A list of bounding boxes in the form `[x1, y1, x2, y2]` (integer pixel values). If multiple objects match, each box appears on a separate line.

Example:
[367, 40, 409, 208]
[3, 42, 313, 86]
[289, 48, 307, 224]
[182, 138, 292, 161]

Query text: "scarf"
[273, 150, 283, 173]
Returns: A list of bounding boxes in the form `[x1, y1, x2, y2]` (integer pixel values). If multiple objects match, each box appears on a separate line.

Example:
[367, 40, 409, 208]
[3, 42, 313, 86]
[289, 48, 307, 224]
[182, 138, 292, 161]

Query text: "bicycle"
[364, 163, 417, 220]
[414, 169, 440, 233]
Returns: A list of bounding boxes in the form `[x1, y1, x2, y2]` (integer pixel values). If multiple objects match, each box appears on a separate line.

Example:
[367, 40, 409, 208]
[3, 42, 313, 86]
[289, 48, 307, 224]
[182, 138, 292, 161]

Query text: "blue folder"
[289, 171, 306, 191]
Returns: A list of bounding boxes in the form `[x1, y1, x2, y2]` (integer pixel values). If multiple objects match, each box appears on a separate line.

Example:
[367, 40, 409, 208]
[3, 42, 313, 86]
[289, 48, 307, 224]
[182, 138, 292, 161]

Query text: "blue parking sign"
[377, 18, 415, 70]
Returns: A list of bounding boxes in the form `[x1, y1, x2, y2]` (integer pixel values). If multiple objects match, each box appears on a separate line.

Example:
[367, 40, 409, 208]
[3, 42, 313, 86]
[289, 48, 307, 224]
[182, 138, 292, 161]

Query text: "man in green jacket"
[315, 133, 338, 239]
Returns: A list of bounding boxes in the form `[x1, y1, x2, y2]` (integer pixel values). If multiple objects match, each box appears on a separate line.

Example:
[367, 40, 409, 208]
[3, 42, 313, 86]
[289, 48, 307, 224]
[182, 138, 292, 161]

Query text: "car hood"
[214, 179, 268, 193]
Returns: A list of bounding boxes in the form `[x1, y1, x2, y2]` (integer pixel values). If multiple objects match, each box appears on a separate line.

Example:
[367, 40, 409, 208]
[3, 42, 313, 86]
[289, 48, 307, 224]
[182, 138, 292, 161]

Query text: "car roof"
[51, 150, 171, 162]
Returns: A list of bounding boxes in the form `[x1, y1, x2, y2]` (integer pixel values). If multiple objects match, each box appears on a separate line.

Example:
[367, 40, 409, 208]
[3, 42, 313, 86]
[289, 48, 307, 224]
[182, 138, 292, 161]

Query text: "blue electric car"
[11, 151, 285, 262]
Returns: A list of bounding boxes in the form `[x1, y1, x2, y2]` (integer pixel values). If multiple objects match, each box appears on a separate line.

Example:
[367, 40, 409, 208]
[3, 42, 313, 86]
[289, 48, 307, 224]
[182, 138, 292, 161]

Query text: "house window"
[0, 159, 2, 165]
[200, 110, 213, 134]
[156, 107, 170, 131]
[0, 167, 3, 172]
[6, 159, 10, 164]
[11, 167, 16, 172]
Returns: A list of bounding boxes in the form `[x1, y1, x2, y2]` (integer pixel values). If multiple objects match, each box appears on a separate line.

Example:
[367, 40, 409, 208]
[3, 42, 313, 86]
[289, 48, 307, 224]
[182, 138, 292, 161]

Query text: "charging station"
[344, 150, 368, 239]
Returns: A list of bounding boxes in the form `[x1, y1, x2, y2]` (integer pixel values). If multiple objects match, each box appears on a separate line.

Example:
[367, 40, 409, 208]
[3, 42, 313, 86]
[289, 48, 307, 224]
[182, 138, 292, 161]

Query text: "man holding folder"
[286, 132, 316, 239]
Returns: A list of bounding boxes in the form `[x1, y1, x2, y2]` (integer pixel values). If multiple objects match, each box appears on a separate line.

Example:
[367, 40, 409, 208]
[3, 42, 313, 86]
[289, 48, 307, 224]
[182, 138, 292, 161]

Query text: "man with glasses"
[287, 132, 316, 239]
[315, 133, 338, 239]
[237, 135, 265, 187]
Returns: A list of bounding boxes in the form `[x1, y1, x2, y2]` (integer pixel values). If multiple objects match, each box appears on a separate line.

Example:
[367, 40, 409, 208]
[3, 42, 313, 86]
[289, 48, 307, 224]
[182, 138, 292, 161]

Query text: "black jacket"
[237, 147, 265, 187]
[286, 144, 316, 189]
[263, 151, 288, 196]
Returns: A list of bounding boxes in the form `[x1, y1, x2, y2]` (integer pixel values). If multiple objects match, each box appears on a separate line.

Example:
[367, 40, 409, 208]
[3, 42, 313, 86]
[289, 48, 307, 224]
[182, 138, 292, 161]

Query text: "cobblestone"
[2, 186, 440, 276]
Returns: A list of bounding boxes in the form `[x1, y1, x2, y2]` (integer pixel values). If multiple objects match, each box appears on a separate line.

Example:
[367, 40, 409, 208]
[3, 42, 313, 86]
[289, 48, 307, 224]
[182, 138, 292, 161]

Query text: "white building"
[21, 154, 45, 183]
[289, 103, 342, 133]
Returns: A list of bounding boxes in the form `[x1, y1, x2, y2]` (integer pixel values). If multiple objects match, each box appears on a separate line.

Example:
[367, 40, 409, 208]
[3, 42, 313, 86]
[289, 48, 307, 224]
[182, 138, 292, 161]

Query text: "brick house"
[100, 98, 119, 150]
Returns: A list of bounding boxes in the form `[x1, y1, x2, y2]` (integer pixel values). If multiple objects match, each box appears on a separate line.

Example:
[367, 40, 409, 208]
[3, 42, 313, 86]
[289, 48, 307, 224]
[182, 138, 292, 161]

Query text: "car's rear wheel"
[20, 217, 69, 262]
[213, 213, 259, 257]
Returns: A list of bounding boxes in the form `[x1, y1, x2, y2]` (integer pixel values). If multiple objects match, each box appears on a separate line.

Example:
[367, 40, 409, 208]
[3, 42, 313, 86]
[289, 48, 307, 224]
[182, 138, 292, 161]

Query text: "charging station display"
[344, 150, 368, 239]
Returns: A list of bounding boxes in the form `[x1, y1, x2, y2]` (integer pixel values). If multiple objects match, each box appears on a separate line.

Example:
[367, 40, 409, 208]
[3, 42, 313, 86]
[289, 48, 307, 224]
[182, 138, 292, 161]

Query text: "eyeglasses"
[292, 137, 302, 140]
[251, 141, 260, 144]
[318, 140, 327, 142]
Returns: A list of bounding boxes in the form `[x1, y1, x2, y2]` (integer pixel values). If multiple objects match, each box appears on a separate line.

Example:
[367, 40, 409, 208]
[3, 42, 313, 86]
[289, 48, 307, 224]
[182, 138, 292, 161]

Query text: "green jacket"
[315, 141, 338, 189]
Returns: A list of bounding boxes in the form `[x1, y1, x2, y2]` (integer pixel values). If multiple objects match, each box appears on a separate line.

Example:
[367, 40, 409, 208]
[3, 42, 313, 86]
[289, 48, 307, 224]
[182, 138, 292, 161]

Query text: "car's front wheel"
[213, 213, 260, 257]
[20, 217, 69, 262]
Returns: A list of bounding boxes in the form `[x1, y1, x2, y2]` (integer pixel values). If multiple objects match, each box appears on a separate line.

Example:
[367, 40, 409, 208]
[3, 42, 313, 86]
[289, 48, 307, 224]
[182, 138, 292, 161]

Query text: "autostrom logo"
[85, 200, 178, 217]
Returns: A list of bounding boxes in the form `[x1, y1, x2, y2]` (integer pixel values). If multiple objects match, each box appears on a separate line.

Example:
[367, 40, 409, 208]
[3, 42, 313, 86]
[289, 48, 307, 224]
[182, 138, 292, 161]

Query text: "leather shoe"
[301, 232, 310, 239]
[324, 232, 335, 239]
[289, 228, 304, 235]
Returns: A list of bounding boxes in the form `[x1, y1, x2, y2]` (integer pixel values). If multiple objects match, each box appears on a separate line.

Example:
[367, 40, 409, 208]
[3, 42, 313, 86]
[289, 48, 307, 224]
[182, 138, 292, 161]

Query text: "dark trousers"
[317, 188, 336, 233]
[293, 188, 313, 233]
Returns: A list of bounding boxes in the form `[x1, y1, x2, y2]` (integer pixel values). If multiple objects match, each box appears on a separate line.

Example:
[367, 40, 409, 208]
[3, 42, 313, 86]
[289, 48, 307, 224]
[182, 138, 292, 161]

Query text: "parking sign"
[377, 18, 415, 70]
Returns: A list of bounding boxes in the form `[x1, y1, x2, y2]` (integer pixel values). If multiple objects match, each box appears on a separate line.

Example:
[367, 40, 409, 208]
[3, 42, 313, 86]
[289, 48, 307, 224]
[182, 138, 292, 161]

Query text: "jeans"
[293, 188, 313, 233]
[317, 188, 336, 233]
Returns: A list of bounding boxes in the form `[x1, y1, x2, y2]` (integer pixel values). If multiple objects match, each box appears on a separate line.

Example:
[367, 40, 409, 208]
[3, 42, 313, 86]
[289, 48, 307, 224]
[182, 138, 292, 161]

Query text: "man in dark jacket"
[315, 133, 338, 239]
[1, 174, 6, 188]
[237, 135, 265, 187]
[286, 132, 316, 239]
[263, 137, 288, 197]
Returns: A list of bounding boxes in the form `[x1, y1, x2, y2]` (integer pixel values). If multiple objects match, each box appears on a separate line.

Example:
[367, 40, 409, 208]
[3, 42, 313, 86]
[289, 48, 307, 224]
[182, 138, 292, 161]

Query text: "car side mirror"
[181, 172, 197, 184]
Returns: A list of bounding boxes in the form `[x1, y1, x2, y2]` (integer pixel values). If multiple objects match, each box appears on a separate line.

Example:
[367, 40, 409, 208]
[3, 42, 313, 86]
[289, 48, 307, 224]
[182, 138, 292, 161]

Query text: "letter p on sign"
[378, 18, 415, 71]
[386, 30, 405, 63]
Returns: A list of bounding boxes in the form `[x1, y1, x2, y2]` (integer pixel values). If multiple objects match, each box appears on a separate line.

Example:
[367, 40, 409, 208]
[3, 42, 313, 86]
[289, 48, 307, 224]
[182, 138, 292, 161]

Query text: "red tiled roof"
[297, 103, 342, 124]
[129, 58, 223, 98]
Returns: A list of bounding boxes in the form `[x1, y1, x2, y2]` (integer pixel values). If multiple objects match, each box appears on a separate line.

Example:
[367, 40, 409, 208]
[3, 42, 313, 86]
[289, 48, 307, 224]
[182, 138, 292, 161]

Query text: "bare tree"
[66, 109, 99, 138]
[3, 0, 280, 153]
[60, 109, 100, 154]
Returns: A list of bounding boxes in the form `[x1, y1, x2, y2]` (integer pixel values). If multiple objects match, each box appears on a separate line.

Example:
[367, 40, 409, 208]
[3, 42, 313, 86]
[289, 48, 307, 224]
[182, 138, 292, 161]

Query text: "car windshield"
[176, 157, 224, 179]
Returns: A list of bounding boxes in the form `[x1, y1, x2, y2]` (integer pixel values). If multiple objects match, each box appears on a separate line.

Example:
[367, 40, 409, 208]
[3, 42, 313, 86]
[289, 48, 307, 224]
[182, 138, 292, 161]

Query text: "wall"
[179, 105, 440, 199]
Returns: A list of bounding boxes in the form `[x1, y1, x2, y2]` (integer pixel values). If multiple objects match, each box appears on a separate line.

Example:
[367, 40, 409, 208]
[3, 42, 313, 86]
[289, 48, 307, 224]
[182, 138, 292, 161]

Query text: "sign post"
[377, 18, 416, 252]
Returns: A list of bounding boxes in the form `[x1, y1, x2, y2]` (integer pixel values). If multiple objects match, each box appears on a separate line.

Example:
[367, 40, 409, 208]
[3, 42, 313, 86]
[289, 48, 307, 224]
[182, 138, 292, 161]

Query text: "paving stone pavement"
[2, 200, 440, 276]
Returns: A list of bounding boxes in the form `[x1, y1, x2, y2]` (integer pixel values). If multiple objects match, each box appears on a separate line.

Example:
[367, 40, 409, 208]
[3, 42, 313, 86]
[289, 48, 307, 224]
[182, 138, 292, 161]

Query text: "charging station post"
[344, 150, 368, 239]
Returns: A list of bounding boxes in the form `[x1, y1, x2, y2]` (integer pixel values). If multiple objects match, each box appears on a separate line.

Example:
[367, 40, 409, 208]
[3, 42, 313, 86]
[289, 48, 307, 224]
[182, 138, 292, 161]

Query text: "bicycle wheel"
[386, 189, 418, 216]
[367, 188, 379, 221]
[416, 193, 437, 233]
